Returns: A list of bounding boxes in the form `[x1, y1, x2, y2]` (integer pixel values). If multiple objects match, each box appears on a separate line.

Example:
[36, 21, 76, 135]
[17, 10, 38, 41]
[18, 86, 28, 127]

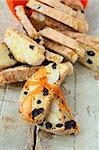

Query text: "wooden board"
[0, 0, 99, 149]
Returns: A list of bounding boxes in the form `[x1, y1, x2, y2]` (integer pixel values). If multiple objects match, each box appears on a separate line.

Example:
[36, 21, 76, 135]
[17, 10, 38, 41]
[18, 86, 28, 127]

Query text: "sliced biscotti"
[27, 0, 88, 33]
[79, 44, 99, 72]
[4, 28, 45, 66]
[19, 62, 73, 124]
[36, 0, 85, 20]
[15, 5, 38, 38]
[61, 0, 84, 10]
[0, 43, 17, 70]
[14, 9, 64, 65]
[0, 65, 39, 85]
[40, 27, 85, 57]
[45, 50, 64, 64]
[44, 38, 78, 63]
[37, 94, 80, 135]
[30, 11, 74, 32]
[15, 5, 44, 45]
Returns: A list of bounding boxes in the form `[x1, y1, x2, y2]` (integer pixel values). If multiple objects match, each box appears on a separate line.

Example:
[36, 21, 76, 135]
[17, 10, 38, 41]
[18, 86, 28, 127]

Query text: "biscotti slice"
[15, 5, 37, 38]
[0, 43, 17, 70]
[27, 0, 88, 33]
[36, 94, 80, 135]
[36, 0, 85, 20]
[79, 44, 99, 72]
[0, 65, 39, 85]
[40, 27, 85, 57]
[45, 50, 64, 64]
[15, 5, 44, 45]
[19, 62, 73, 124]
[30, 11, 75, 32]
[44, 38, 78, 63]
[4, 28, 45, 66]
[61, 0, 84, 10]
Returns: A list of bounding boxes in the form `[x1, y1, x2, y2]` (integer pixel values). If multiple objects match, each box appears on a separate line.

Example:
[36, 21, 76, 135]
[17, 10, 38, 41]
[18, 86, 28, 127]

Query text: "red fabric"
[6, 0, 28, 16]
[81, 0, 88, 8]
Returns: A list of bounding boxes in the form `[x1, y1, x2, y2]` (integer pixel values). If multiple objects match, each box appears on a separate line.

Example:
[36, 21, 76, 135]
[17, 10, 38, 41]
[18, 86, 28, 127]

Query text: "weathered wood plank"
[75, 64, 99, 150]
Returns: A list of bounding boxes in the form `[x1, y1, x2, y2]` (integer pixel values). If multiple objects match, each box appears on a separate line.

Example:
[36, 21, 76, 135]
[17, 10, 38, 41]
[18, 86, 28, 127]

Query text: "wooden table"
[0, 0, 99, 149]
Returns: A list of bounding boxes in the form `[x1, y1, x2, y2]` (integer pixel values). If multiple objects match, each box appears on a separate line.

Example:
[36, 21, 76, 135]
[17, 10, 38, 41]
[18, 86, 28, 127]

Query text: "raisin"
[29, 45, 35, 50]
[87, 59, 93, 64]
[52, 63, 57, 69]
[42, 59, 53, 66]
[65, 120, 76, 130]
[24, 91, 28, 95]
[45, 122, 52, 129]
[61, 1, 65, 4]
[8, 53, 14, 59]
[32, 108, 44, 119]
[37, 100, 41, 104]
[56, 123, 63, 128]
[81, 10, 84, 13]
[43, 88, 49, 96]
[72, 8, 77, 11]
[25, 6, 31, 10]
[23, 26, 28, 35]
[87, 51, 95, 56]
[34, 37, 41, 44]
[24, 64, 32, 68]
[37, 5, 41, 9]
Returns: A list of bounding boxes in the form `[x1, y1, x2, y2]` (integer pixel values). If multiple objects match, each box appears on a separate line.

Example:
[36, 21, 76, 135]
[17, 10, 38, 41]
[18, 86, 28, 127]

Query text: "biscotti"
[37, 95, 80, 135]
[40, 27, 85, 57]
[27, 0, 88, 32]
[0, 43, 17, 70]
[36, 0, 85, 20]
[4, 28, 45, 66]
[14, 10, 65, 64]
[15, 5, 44, 45]
[0, 65, 39, 85]
[44, 38, 78, 63]
[15, 5, 38, 38]
[30, 11, 75, 32]
[79, 44, 99, 72]
[45, 50, 64, 64]
[61, 0, 84, 10]
[19, 62, 73, 124]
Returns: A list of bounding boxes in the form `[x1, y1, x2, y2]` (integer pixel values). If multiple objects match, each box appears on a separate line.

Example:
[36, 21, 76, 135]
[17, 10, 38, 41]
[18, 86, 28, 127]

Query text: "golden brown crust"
[0, 66, 39, 85]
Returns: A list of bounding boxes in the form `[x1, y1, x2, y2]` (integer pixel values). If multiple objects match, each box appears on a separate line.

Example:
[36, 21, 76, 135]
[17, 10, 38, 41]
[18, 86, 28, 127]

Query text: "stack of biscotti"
[19, 0, 98, 72]
[0, 27, 67, 85]
[15, 4, 87, 64]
